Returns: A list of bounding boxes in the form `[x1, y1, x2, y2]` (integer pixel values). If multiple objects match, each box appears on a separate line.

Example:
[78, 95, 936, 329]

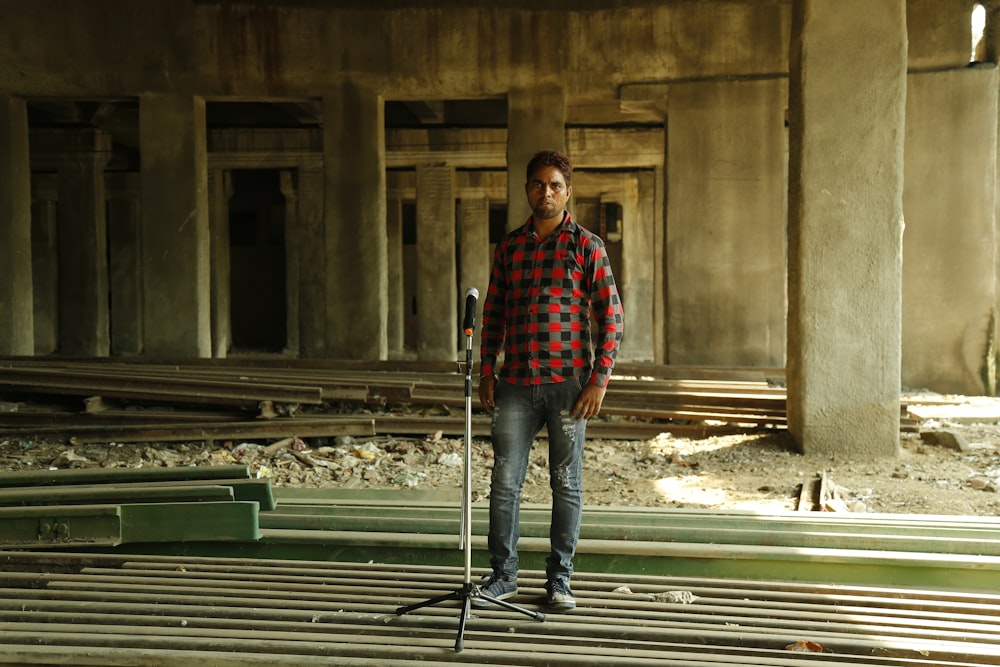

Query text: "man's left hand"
[572, 383, 607, 420]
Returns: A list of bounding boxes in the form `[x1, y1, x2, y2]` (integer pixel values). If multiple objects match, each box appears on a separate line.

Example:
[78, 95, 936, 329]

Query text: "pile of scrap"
[0, 359, 794, 445]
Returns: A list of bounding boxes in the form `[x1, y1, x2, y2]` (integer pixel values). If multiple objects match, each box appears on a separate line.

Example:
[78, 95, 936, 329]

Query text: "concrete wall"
[903, 67, 998, 394]
[667, 77, 788, 367]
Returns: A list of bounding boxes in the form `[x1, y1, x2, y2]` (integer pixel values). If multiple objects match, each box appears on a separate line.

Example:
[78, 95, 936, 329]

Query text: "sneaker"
[545, 578, 576, 610]
[471, 573, 517, 608]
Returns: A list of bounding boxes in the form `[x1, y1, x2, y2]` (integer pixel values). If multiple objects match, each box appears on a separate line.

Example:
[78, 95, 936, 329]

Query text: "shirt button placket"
[529, 243, 541, 382]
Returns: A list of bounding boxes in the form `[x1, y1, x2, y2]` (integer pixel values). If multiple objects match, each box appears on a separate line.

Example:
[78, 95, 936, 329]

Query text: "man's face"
[525, 165, 572, 221]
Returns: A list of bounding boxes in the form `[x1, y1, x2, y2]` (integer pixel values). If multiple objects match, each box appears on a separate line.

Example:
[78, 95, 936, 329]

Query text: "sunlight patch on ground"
[654, 476, 728, 505]
[652, 472, 795, 512]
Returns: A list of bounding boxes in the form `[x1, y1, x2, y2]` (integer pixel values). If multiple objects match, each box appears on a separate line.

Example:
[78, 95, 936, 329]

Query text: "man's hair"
[526, 149, 572, 185]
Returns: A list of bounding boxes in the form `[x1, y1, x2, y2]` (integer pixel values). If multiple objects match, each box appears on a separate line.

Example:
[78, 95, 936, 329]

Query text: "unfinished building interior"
[6, 4, 1000, 666]
[0, 0, 998, 458]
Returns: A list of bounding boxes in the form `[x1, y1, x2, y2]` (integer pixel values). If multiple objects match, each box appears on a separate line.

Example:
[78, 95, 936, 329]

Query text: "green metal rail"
[3, 468, 1000, 591]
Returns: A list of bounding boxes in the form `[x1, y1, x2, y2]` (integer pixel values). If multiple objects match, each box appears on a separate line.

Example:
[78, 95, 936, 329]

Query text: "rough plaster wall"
[906, 0, 981, 70]
[667, 78, 788, 367]
[903, 67, 998, 395]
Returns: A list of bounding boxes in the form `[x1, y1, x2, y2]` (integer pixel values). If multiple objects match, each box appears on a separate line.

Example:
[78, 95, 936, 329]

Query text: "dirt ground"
[3, 392, 1000, 517]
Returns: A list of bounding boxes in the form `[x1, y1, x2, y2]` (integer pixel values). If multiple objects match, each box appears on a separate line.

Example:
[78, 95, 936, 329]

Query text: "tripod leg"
[395, 589, 461, 616]
[475, 592, 547, 622]
[455, 594, 471, 652]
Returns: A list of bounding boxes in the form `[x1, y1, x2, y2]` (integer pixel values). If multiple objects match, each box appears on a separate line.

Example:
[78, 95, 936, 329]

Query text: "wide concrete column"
[507, 88, 566, 230]
[323, 84, 387, 360]
[458, 197, 490, 350]
[57, 129, 112, 356]
[787, 0, 906, 456]
[0, 97, 33, 355]
[416, 163, 457, 361]
[140, 93, 212, 358]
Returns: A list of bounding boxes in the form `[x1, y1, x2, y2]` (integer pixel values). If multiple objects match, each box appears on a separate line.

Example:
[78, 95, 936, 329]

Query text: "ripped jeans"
[487, 378, 585, 583]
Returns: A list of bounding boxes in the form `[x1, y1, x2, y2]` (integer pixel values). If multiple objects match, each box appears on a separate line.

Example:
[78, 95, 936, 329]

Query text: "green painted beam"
[119, 502, 262, 543]
[0, 501, 263, 548]
[0, 465, 251, 488]
[0, 505, 124, 547]
[0, 485, 236, 507]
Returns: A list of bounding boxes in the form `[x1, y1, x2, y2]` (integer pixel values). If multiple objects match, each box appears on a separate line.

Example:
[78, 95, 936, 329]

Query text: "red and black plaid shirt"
[480, 212, 624, 388]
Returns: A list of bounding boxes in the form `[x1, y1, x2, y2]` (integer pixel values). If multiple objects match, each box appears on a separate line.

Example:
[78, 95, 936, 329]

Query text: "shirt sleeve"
[587, 240, 624, 388]
[479, 242, 507, 378]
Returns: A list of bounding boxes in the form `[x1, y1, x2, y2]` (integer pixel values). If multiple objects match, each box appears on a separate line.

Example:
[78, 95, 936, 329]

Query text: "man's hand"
[572, 383, 606, 420]
[479, 375, 498, 411]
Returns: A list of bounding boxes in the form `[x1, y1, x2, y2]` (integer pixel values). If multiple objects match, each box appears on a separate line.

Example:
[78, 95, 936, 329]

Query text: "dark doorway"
[229, 169, 287, 352]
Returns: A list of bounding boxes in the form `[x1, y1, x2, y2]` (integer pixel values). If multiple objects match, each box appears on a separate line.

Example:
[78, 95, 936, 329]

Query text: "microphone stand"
[395, 298, 545, 652]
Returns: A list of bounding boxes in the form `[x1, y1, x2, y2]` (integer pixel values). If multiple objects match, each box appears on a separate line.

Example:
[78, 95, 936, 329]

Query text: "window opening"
[972, 3, 986, 62]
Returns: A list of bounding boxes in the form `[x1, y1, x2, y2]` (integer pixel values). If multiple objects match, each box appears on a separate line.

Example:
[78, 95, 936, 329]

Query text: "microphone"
[463, 287, 479, 335]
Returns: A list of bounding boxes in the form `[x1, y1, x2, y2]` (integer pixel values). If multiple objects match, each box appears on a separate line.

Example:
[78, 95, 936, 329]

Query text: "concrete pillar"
[107, 173, 143, 356]
[416, 163, 457, 361]
[616, 177, 655, 362]
[787, 0, 906, 456]
[208, 169, 232, 358]
[0, 96, 34, 356]
[323, 84, 387, 360]
[279, 169, 300, 356]
[458, 197, 490, 351]
[140, 93, 212, 358]
[30, 176, 59, 355]
[387, 197, 405, 357]
[507, 88, 566, 230]
[297, 166, 325, 357]
[653, 164, 667, 364]
[57, 129, 112, 357]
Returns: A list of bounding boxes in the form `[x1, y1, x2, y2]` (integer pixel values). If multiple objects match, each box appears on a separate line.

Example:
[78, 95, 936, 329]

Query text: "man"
[475, 149, 624, 611]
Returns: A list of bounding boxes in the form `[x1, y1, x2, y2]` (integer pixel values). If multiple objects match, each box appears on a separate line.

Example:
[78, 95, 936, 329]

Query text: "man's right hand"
[478, 375, 497, 411]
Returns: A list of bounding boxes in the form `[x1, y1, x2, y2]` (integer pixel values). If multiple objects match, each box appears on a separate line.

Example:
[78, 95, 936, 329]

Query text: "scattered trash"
[50, 449, 89, 467]
[392, 471, 427, 488]
[437, 452, 462, 466]
[613, 586, 698, 604]
[232, 443, 263, 457]
[785, 640, 824, 653]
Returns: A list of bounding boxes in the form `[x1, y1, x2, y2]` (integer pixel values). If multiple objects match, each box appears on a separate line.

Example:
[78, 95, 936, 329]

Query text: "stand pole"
[395, 318, 544, 651]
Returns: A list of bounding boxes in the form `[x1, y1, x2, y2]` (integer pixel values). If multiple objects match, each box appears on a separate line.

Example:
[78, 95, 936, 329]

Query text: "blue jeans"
[487, 379, 586, 583]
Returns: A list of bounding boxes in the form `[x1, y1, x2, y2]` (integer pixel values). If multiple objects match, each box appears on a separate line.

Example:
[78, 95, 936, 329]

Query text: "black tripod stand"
[395, 287, 545, 652]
